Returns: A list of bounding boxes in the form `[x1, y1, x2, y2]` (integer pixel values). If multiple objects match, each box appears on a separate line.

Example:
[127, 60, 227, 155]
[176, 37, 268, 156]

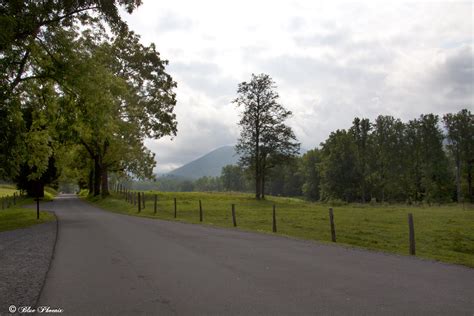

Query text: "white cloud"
[121, 0, 473, 173]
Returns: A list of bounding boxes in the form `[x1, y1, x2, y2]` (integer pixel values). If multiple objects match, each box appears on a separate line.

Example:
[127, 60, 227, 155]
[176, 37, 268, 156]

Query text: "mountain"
[167, 146, 240, 179]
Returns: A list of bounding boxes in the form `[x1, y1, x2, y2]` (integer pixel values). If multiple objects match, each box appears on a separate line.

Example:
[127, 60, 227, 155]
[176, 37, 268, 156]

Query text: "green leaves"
[316, 112, 465, 203]
[234, 73, 300, 199]
[24, 129, 53, 180]
[443, 109, 474, 202]
[1, 1, 176, 197]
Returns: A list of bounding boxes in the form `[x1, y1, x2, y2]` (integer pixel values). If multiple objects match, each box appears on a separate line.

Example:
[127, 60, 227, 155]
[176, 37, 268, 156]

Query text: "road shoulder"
[0, 214, 58, 313]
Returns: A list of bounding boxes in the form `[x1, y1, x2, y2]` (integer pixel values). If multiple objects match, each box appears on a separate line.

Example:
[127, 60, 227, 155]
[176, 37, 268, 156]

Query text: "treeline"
[154, 110, 473, 204]
[266, 110, 473, 203]
[135, 176, 224, 192]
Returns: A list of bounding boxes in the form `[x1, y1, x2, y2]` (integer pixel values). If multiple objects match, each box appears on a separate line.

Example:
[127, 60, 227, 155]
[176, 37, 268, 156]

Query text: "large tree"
[350, 117, 371, 202]
[1, 5, 177, 197]
[53, 27, 177, 196]
[0, 0, 143, 189]
[370, 115, 406, 202]
[234, 73, 300, 199]
[443, 109, 474, 202]
[319, 129, 360, 202]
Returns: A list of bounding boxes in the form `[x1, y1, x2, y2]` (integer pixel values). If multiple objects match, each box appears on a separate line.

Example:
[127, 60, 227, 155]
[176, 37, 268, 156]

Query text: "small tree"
[234, 73, 299, 199]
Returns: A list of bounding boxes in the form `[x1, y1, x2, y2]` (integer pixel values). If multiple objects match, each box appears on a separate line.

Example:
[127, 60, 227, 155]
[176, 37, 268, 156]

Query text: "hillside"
[167, 146, 240, 179]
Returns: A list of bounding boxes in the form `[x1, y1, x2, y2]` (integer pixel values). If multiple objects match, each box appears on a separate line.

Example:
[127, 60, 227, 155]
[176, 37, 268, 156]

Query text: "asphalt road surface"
[38, 194, 473, 315]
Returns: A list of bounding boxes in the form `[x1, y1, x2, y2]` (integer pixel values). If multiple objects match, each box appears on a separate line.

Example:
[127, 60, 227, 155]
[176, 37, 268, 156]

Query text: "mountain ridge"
[167, 146, 240, 179]
[165, 145, 308, 179]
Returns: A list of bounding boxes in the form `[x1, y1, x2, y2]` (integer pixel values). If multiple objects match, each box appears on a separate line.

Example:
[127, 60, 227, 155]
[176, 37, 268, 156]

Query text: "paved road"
[38, 194, 473, 315]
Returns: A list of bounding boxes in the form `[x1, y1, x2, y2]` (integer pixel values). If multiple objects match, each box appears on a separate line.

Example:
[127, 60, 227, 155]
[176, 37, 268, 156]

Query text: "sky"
[121, 0, 473, 174]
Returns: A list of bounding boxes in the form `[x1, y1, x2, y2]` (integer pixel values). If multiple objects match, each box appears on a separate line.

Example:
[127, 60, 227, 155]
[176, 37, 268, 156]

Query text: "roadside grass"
[0, 184, 19, 197]
[88, 191, 474, 268]
[44, 186, 58, 201]
[0, 197, 55, 232]
[0, 184, 57, 232]
[0, 184, 57, 201]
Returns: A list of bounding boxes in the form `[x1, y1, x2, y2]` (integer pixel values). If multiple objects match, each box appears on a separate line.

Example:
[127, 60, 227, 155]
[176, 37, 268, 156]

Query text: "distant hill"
[166, 145, 309, 180]
[167, 146, 240, 179]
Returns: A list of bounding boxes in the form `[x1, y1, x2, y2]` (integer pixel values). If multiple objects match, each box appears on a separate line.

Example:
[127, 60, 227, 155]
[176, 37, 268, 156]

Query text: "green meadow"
[89, 191, 474, 268]
[0, 184, 56, 232]
[0, 184, 19, 197]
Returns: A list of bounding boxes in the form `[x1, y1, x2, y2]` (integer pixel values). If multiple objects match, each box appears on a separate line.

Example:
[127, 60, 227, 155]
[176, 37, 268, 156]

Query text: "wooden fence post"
[408, 213, 416, 255]
[272, 204, 277, 233]
[329, 208, 336, 242]
[154, 194, 157, 214]
[138, 193, 141, 213]
[232, 204, 237, 227]
[36, 197, 40, 219]
[174, 198, 177, 218]
[199, 200, 203, 222]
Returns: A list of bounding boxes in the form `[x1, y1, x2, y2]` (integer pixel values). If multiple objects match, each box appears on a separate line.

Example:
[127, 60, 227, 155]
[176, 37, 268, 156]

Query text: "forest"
[149, 109, 473, 204]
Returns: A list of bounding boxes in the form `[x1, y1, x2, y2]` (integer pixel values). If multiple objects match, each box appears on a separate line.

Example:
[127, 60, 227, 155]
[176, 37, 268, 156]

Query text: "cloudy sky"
[121, 0, 473, 173]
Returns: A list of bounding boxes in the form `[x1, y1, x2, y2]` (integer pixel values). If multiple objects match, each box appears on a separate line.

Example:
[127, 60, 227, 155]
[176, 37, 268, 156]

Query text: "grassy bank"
[0, 184, 56, 232]
[0, 184, 19, 197]
[88, 191, 474, 268]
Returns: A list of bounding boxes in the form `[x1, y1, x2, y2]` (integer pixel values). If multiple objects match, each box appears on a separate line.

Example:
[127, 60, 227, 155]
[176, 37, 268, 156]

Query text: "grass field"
[88, 191, 474, 268]
[0, 184, 56, 232]
[0, 184, 19, 197]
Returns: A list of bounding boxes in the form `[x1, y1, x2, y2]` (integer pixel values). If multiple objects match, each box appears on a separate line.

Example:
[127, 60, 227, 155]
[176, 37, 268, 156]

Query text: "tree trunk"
[101, 165, 109, 198]
[100, 139, 110, 198]
[93, 155, 101, 196]
[261, 155, 266, 199]
[255, 146, 261, 200]
[88, 169, 94, 195]
[468, 160, 473, 203]
[255, 172, 261, 199]
[254, 114, 261, 199]
[455, 154, 461, 202]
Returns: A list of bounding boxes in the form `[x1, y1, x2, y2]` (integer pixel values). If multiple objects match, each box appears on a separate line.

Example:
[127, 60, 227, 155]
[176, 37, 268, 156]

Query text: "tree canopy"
[0, 0, 177, 197]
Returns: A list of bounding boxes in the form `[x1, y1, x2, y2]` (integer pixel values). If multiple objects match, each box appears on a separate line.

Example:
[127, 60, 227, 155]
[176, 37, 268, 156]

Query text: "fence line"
[110, 190, 419, 256]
